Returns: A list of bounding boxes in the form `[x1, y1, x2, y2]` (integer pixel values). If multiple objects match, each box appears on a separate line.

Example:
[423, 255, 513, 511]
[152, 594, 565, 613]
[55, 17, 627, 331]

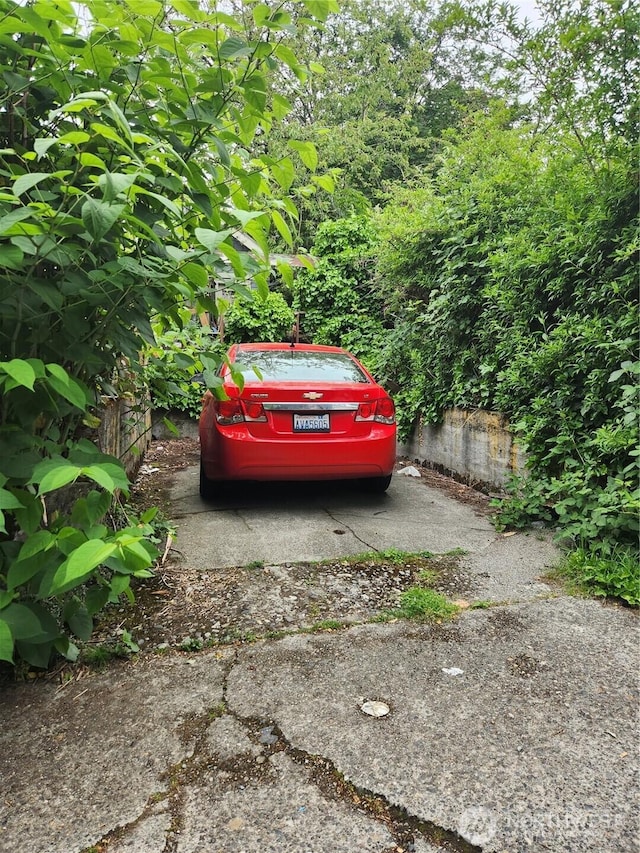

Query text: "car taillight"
[375, 396, 395, 424]
[215, 399, 244, 425]
[243, 401, 267, 422]
[356, 397, 395, 424]
[214, 399, 267, 424]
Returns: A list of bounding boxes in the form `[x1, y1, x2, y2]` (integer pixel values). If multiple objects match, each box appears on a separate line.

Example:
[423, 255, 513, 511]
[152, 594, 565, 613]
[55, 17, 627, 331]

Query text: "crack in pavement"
[322, 506, 381, 552]
[92, 646, 483, 853]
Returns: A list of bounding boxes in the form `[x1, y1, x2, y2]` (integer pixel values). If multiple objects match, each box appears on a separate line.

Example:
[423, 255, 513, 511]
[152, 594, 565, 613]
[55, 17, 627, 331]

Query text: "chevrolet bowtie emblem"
[302, 392, 324, 400]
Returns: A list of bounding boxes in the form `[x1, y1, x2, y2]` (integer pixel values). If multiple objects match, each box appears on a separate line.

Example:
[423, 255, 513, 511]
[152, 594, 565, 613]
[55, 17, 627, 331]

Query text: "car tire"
[199, 459, 216, 501]
[361, 474, 392, 493]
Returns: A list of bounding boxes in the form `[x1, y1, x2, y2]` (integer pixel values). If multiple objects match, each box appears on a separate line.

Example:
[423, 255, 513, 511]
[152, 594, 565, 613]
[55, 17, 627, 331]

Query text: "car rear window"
[233, 349, 370, 383]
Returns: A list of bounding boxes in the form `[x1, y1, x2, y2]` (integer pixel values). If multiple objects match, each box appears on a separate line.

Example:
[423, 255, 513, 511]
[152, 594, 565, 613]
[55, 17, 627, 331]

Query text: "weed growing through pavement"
[324, 548, 435, 565]
[395, 587, 459, 621]
[554, 543, 639, 607]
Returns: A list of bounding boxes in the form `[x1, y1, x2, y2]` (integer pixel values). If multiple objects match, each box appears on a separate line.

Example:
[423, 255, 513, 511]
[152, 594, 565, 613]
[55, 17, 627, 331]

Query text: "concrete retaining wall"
[399, 408, 526, 492]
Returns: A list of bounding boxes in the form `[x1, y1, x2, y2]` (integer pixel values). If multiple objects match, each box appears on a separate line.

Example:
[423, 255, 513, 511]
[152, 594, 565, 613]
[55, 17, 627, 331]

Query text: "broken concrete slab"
[226, 598, 639, 852]
[0, 652, 230, 853]
[0, 447, 636, 853]
[178, 750, 395, 853]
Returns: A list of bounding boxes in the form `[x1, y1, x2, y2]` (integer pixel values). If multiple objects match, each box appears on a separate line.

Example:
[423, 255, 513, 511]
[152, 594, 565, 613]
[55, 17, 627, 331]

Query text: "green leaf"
[0, 620, 13, 663]
[12, 172, 50, 197]
[54, 636, 80, 662]
[109, 573, 131, 597]
[301, 0, 339, 21]
[276, 260, 294, 288]
[0, 487, 24, 510]
[7, 550, 59, 591]
[98, 171, 137, 201]
[218, 36, 252, 60]
[15, 639, 53, 669]
[0, 602, 59, 642]
[195, 227, 233, 252]
[37, 463, 81, 495]
[85, 586, 109, 616]
[15, 530, 55, 562]
[80, 465, 116, 493]
[270, 157, 295, 191]
[0, 244, 24, 269]
[0, 358, 36, 389]
[271, 210, 293, 248]
[288, 140, 318, 171]
[58, 131, 91, 146]
[271, 94, 292, 120]
[0, 206, 33, 235]
[81, 198, 124, 240]
[48, 540, 118, 596]
[67, 605, 93, 641]
[312, 173, 335, 193]
[45, 364, 89, 409]
[182, 262, 209, 288]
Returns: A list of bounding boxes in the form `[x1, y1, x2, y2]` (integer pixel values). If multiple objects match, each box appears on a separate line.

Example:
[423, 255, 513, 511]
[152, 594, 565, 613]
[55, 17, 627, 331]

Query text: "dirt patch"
[398, 458, 494, 517]
[130, 437, 200, 514]
[93, 551, 474, 652]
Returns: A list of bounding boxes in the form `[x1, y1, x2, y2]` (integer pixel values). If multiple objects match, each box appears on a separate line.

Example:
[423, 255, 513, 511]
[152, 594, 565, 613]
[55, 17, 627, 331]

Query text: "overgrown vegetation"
[0, 0, 336, 667]
[223, 289, 295, 343]
[555, 543, 640, 607]
[294, 0, 639, 602]
[143, 319, 222, 419]
[292, 216, 389, 372]
[1, 0, 636, 672]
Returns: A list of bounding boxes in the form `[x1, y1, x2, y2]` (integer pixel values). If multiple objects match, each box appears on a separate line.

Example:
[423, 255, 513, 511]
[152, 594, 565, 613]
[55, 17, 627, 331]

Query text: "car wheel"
[361, 474, 392, 493]
[199, 460, 216, 501]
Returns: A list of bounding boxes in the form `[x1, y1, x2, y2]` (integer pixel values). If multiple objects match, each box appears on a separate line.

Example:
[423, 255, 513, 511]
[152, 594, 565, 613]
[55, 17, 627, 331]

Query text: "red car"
[199, 342, 396, 498]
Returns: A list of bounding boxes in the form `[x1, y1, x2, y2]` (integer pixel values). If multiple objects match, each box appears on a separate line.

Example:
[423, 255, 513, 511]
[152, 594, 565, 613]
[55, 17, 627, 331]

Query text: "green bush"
[374, 114, 639, 567]
[0, 0, 335, 666]
[143, 322, 223, 419]
[0, 359, 158, 668]
[292, 215, 390, 376]
[222, 291, 296, 343]
[557, 543, 640, 607]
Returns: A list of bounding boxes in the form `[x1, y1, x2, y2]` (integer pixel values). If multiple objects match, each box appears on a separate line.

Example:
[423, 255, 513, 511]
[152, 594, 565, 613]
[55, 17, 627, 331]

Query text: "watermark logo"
[458, 806, 498, 846]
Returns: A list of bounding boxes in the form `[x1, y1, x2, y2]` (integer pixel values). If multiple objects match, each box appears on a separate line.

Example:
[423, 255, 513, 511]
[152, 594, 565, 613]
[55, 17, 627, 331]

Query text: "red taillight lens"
[214, 399, 267, 425]
[355, 397, 395, 424]
[356, 402, 375, 421]
[375, 396, 395, 424]
[215, 399, 244, 425]
[243, 401, 267, 422]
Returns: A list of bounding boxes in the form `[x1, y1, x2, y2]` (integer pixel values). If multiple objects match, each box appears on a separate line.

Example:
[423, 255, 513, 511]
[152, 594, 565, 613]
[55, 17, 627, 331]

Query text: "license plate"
[293, 413, 330, 432]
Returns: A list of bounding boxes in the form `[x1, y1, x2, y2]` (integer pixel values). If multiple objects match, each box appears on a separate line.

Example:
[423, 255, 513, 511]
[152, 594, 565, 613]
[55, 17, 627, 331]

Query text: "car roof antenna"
[289, 315, 300, 348]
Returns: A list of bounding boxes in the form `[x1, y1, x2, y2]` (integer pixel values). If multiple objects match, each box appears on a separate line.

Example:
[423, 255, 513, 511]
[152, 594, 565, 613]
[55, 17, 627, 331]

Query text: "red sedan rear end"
[198, 343, 397, 498]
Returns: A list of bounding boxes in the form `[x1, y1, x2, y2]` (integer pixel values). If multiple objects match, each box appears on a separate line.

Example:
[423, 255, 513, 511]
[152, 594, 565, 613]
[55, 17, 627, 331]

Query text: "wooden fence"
[97, 394, 152, 479]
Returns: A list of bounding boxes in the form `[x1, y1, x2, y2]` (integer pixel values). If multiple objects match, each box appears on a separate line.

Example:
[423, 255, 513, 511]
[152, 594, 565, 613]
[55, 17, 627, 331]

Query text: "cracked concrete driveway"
[0, 451, 638, 853]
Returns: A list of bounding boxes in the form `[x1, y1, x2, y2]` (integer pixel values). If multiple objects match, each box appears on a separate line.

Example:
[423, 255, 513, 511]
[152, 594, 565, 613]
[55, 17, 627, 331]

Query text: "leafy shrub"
[0, 360, 158, 667]
[0, 0, 335, 666]
[143, 321, 223, 419]
[292, 215, 390, 377]
[557, 544, 639, 607]
[374, 113, 639, 567]
[223, 291, 295, 343]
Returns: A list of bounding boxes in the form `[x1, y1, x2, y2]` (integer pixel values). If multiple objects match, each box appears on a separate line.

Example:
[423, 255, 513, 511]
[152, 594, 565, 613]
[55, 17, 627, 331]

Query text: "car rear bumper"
[200, 427, 397, 482]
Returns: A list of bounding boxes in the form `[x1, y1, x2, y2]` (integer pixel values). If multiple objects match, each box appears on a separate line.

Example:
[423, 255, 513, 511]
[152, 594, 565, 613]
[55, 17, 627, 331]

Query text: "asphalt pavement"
[0, 464, 637, 853]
